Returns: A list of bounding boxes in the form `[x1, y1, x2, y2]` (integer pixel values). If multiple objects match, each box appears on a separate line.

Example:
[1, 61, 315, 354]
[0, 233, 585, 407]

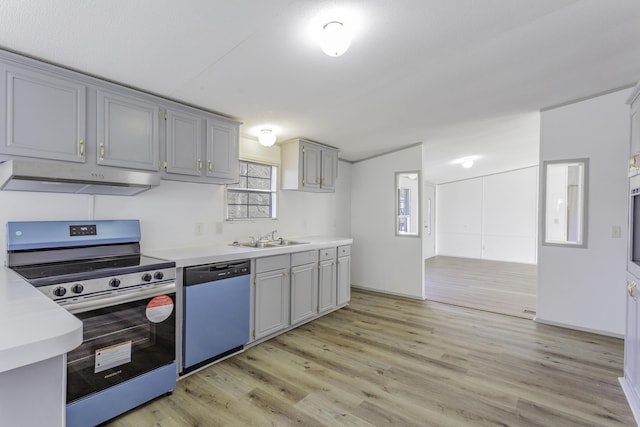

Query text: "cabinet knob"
[208, 160, 213, 172]
[629, 281, 637, 301]
[197, 159, 202, 171]
[79, 139, 85, 158]
[99, 143, 105, 161]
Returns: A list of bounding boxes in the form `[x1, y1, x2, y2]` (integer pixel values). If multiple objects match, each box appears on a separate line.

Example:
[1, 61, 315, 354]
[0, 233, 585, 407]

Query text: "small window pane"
[249, 205, 271, 218]
[227, 191, 248, 205]
[248, 163, 271, 179]
[237, 176, 248, 188]
[248, 193, 271, 205]
[248, 177, 270, 190]
[227, 205, 248, 219]
[239, 162, 248, 176]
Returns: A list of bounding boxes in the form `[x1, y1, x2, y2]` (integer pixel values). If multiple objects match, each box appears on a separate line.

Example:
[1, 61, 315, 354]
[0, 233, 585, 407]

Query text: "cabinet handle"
[99, 143, 105, 161]
[208, 160, 212, 172]
[629, 281, 637, 301]
[79, 139, 84, 158]
[197, 159, 202, 171]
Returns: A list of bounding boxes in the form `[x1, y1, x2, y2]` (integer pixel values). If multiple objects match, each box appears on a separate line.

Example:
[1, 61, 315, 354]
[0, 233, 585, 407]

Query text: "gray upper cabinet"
[206, 119, 238, 182]
[96, 90, 159, 171]
[321, 148, 338, 191]
[165, 108, 203, 176]
[281, 138, 339, 192]
[0, 61, 86, 163]
[161, 106, 239, 184]
[0, 48, 240, 183]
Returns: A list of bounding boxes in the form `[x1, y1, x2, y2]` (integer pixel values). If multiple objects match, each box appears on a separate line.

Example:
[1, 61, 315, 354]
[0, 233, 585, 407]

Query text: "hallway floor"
[425, 256, 537, 319]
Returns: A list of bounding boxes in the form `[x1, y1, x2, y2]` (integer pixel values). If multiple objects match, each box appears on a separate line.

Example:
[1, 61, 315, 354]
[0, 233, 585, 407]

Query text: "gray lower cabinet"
[96, 89, 159, 171]
[337, 245, 351, 306]
[318, 248, 337, 313]
[290, 251, 319, 325]
[0, 60, 86, 163]
[254, 254, 290, 340]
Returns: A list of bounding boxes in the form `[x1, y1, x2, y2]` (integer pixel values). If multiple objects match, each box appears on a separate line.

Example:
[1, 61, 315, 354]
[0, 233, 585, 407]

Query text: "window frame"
[225, 160, 278, 221]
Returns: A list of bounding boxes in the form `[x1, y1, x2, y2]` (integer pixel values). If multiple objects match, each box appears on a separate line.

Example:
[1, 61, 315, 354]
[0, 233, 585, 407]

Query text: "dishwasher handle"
[184, 259, 250, 286]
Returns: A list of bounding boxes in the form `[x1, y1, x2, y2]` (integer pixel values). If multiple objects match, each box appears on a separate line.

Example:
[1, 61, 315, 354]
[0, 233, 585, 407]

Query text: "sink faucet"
[258, 229, 278, 242]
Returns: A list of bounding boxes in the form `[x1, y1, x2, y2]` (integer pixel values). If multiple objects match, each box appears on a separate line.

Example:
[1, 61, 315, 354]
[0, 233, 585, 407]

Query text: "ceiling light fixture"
[258, 129, 276, 147]
[320, 21, 351, 57]
[461, 158, 474, 168]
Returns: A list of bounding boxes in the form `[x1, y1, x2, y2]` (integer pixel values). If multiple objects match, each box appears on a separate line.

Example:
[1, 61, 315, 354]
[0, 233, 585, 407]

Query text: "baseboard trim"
[534, 316, 624, 339]
[350, 285, 424, 301]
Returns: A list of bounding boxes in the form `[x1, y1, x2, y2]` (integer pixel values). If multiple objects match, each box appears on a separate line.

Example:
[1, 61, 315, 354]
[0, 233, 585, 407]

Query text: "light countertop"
[0, 236, 351, 372]
[0, 268, 82, 373]
[145, 236, 353, 268]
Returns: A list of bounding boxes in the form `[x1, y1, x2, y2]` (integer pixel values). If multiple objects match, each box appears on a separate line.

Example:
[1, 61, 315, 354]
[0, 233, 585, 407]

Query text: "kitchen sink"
[231, 239, 308, 249]
[268, 239, 307, 247]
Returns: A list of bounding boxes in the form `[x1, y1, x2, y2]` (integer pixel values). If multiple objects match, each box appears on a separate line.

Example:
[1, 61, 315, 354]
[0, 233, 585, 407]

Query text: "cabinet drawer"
[255, 254, 291, 273]
[338, 245, 351, 257]
[291, 250, 318, 267]
[319, 247, 337, 261]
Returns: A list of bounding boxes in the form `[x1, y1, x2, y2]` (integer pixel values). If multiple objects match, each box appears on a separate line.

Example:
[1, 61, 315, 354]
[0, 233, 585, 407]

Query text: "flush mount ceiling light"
[319, 21, 351, 57]
[258, 129, 276, 147]
[461, 158, 474, 168]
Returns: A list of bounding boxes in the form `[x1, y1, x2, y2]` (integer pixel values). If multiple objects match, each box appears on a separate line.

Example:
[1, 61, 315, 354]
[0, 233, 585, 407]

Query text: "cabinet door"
[290, 262, 318, 325]
[165, 109, 203, 176]
[337, 255, 351, 306]
[254, 269, 289, 339]
[301, 142, 322, 190]
[0, 63, 86, 162]
[206, 119, 238, 181]
[318, 258, 337, 313]
[321, 149, 338, 190]
[625, 276, 640, 402]
[96, 90, 159, 170]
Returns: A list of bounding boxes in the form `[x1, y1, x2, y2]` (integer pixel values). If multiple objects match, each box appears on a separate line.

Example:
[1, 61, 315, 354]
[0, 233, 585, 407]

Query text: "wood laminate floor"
[425, 256, 537, 319]
[105, 289, 633, 427]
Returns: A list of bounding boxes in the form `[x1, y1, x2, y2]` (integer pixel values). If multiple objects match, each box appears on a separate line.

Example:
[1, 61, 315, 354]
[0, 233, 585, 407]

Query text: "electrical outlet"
[612, 225, 621, 238]
[195, 222, 204, 236]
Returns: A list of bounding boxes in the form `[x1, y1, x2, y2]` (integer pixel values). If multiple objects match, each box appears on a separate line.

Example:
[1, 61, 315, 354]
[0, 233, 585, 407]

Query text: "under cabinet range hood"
[0, 160, 160, 196]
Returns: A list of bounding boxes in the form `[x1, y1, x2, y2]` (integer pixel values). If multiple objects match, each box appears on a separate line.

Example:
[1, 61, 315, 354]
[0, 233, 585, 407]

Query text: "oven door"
[64, 283, 176, 403]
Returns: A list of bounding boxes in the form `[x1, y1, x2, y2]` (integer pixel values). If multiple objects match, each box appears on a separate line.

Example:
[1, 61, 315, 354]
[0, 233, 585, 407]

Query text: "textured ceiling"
[1, 0, 639, 183]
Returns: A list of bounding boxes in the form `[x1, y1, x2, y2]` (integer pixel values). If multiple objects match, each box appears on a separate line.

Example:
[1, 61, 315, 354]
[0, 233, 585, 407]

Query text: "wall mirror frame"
[395, 171, 421, 237]
[541, 158, 589, 248]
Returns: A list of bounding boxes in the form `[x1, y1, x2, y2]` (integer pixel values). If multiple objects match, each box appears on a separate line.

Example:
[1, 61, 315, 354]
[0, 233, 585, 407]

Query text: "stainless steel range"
[7, 220, 177, 427]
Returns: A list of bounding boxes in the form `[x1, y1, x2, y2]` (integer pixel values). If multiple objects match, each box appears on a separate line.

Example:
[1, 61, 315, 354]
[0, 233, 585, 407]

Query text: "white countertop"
[145, 236, 353, 268]
[0, 236, 351, 373]
[0, 268, 82, 373]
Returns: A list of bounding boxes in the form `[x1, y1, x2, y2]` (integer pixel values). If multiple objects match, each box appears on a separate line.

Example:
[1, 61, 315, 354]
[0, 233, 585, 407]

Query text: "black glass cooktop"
[12, 255, 175, 287]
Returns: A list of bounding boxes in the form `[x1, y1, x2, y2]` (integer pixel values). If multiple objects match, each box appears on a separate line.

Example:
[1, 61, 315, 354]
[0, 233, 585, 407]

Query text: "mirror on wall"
[542, 158, 589, 247]
[395, 171, 421, 237]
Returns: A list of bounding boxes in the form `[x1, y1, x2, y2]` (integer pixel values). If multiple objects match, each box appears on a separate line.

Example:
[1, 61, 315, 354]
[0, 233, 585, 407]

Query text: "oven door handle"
[61, 282, 176, 314]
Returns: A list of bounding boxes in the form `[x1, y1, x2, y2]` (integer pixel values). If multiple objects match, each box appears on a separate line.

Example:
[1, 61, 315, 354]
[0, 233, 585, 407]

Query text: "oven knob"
[71, 283, 84, 294]
[154, 271, 164, 280]
[53, 286, 67, 297]
[109, 278, 121, 288]
[142, 273, 153, 282]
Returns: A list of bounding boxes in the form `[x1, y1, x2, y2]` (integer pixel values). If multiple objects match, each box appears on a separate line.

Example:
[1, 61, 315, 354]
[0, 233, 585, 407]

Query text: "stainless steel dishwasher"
[182, 259, 250, 375]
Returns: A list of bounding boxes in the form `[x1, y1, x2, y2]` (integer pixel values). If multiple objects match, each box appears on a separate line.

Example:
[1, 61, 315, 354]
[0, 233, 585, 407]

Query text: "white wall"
[538, 88, 631, 337]
[350, 145, 424, 299]
[435, 166, 538, 264]
[0, 137, 352, 263]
